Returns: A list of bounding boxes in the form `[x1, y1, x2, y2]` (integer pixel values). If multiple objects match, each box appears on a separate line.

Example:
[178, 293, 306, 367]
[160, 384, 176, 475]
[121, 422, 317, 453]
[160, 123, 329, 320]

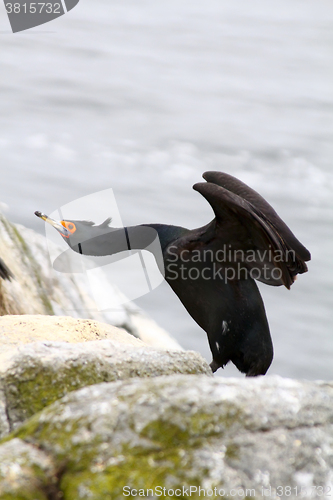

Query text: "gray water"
[1, 0, 332, 379]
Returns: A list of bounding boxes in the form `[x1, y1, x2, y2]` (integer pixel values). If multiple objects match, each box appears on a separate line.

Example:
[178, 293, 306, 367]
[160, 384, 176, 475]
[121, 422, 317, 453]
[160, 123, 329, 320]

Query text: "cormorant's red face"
[60, 221, 77, 238]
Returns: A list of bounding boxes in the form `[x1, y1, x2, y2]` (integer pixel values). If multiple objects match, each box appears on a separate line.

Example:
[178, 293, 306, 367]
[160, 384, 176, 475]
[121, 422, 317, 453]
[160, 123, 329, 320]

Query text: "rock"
[0, 212, 182, 350]
[1, 375, 333, 499]
[0, 315, 211, 437]
[0, 439, 57, 500]
[0, 314, 139, 350]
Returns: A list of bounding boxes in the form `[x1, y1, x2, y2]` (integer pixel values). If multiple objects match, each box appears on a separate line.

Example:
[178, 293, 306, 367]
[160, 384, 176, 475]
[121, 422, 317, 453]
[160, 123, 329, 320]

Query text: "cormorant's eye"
[61, 221, 76, 234]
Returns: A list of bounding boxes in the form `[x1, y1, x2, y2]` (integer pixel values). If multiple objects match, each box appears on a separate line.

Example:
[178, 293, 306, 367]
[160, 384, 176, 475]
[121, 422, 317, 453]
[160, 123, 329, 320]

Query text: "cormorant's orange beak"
[34, 211, 70, 237]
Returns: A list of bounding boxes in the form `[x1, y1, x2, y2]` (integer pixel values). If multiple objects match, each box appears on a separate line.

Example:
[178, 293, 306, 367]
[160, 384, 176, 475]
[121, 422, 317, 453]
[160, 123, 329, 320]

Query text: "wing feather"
[202, 171, 311, 262]
[193, 181, 302, 288]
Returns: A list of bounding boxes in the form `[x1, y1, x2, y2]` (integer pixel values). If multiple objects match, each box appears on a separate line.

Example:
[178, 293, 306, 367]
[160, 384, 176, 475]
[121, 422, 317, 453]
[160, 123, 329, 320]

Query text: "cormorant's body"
[35, 171, 310, 376]
[163, 244, 273, 376]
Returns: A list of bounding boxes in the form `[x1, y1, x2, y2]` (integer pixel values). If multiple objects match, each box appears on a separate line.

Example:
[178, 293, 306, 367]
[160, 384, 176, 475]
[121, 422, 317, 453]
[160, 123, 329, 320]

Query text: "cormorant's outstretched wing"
[0, 258, 13, 281]
[193, 180, 306, 289]
[202, 171, 311, 262]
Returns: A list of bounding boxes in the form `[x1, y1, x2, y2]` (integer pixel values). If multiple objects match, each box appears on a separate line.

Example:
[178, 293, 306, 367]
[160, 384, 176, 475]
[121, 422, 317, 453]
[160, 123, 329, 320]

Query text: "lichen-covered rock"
[0, 439, 57, 500]
[1, 375, 333, 499]
[0, 316, 211, 437]
[0, 212, 182, 350]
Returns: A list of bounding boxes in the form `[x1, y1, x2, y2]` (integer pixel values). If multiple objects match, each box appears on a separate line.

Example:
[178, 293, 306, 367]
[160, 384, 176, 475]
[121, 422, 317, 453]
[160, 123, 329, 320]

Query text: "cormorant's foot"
[210, 360, 220, 373]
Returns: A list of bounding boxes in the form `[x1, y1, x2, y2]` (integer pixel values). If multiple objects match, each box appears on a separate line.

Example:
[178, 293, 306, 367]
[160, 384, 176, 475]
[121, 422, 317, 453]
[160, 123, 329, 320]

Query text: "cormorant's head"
[34, 211, 113, 246]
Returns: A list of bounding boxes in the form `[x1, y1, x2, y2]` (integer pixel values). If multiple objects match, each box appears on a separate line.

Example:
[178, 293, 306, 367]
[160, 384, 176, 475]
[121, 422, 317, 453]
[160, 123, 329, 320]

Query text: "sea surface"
[1, 0, 332, 379]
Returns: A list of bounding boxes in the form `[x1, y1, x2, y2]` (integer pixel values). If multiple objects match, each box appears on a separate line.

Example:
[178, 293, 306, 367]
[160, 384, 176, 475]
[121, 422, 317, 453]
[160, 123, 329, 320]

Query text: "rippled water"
[1, 0, 332, 379]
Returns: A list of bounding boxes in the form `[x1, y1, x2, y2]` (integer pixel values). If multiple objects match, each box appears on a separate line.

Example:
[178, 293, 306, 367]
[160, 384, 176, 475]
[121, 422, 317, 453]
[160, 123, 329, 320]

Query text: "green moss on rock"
[225, 443, 240, 461]
[1, 377, 251, 500]
[4, 360, 116, 425]
[6, 401, 238, 500]
[0, 438, 56, 500]
[60, 443, 204, 500]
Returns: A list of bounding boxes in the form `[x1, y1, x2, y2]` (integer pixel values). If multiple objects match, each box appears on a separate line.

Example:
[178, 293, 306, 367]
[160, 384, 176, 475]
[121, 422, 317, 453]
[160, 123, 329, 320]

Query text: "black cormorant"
[35, 171, 310, 376]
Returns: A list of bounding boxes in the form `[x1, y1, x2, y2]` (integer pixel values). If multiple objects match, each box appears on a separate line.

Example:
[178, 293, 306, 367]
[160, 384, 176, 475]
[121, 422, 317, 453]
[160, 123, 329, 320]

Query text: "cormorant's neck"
[64, 223, 190, 258]
[142, 224, 190, 251]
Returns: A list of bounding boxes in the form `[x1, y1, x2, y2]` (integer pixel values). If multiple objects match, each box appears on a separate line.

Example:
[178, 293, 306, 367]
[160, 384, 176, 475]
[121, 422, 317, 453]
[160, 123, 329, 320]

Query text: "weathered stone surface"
[0, 314, 140, 351]
[1, 375, 333, 499]
[0, 316, 211, 437]
[0, 212, 182, 350]
[0, 438, 56, 500]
